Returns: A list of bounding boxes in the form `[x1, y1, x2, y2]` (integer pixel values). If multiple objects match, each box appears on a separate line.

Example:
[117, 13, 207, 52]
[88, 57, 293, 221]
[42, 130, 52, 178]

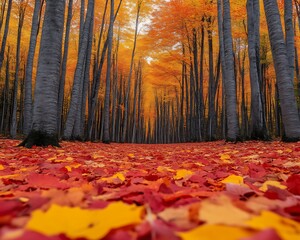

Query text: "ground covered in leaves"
[1, 139, 300, 240]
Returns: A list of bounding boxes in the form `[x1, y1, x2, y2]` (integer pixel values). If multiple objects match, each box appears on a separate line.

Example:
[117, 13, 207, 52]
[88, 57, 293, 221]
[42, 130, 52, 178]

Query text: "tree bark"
[11, 1, 26, 138]
[20, 0, 66, 148]
[263, 0, 300, 141]
[102, 0, 114, 143]
[0, 0, 12, 70]
[63, 0, 94, 139]
[23, 0, 43, 135]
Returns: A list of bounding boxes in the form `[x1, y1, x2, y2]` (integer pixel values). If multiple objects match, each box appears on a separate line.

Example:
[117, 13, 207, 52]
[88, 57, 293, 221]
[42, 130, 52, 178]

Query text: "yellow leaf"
[128, 153, 135, 158]
[220, 154, 232, 163]
[178, 224, 252, 240]
[0, 164, 4, 170]
[259, 180, 287, 192]
[65, 163, 82, 172]
[199, 195, 252, 226]
[221, 175, 244, 184]
[157, 166, 175, 173]
[102, 172, 125, 184]
[246, 211, 300, 240]
[26, 202, 143, 239]
[174, 169, 193, 180]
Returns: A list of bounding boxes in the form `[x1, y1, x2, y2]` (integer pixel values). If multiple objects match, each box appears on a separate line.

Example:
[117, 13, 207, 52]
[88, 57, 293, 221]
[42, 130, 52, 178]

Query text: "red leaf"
[286, 174, 300, 195]
[26, 173, 69, 189]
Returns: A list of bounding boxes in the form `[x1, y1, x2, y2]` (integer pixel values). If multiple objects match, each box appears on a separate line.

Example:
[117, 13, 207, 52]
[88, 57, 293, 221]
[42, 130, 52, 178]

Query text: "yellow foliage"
[259, 180, 287, 192]
[199, 195, 252, 226]
[221, 175, 244, 185]
[178, 224, 252, 240]
[26, 202, 144, 239]
[174, 169, 193, 180]
[246, 211, 300, 240]
[102, 172, 126, 183]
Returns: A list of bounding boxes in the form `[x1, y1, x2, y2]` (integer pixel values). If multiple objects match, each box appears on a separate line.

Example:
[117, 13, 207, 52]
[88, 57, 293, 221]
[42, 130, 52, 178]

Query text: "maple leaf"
[246, 211, 300, 240]
[259, 180, 287, 192]
[174, 169, 193, 180]
[26, 202, 144, 239]
[199, 194, 252, 226]
[221, 174, 244, 184]
[178, 224, 253, 240]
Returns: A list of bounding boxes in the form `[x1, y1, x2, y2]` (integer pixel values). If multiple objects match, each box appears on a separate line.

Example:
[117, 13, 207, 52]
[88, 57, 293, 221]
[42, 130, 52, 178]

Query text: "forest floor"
[0, 139, 300, 240]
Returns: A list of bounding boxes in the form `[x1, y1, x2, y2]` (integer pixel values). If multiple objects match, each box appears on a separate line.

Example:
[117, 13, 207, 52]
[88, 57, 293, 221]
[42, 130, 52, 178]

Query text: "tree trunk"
[121, 0, 142, 143]
[219, 0, 239, 141]
[19, 0, 66, 148]
[247, 0, 268, 140]
[102, 0, 114, 143]
[0, 0, 12, 70]
[23, 0, 43, 135]
[57, 0, 73, 136]
[263, 0, 300, 141]
[284, 0, 295, 80]
[63, 0, 94, 139]
[11, 1, 26, 138]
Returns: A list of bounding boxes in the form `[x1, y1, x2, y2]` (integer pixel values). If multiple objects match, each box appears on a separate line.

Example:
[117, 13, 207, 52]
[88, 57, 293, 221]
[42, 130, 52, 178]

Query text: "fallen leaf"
[246, 211, 300, 240]
[174, 169, 193, 180]
[221, 175, 244, 184]
[178, 224, 253, 240]
[199, 195, 252, 226]
[26, 202, 144, 239]
[259, 180, 287, 192]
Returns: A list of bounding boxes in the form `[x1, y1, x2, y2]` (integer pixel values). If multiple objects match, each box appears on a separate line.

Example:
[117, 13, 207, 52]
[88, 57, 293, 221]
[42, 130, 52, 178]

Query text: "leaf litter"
[0, 139, 300, 239]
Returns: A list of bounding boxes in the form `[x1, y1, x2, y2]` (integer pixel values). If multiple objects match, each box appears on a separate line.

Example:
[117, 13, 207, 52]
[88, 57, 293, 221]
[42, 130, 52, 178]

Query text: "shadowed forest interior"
[1, 0, 300, 145]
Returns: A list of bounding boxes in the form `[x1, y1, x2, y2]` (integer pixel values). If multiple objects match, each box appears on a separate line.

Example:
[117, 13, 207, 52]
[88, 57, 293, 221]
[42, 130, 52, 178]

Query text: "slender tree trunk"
[1, 46, 10, 133]
[284, 0, 295, 80]
[102, 0, 114, 143]
[263, 0, 300, 141]
[24, 0, 43, 135]
[57, 0, 73, 136]
[0, 0, 12, 70]
[11, 1, 26, 138]
[63, 0, 94, 139]
[20, 0, 66, 148]
[219, 0, 239, 141]
[247, 0, 268, 140]
[121, 0, 142, 142]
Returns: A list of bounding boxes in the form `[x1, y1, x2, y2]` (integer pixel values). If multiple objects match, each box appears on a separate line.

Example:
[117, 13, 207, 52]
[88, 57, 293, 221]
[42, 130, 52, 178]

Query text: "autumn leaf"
[102, 172, 126, 184]
[174, 169, 193, 180]
[199, 195, 252, 226]
[259, 180, 287, 192]
[178, 224, 253, 240]
[221, 174, 244, 184]
[246, 211, 300, 240]
[26, 202, 144, 239]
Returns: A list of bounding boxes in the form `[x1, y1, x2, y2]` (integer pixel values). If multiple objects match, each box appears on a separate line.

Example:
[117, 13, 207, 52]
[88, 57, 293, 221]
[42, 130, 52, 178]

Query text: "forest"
[0, 0, 300, 146]
[1, 1, 300, 239]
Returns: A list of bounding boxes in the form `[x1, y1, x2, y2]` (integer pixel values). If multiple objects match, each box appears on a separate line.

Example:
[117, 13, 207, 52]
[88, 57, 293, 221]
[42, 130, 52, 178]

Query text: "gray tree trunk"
[263, 0, 300, 141]
[24, 0, 43, 135]
[20, 0, 65, 148]
[63, 0, 94, 139]
[0, 0, 12, 70]
[247, 0, 268, 139]
[219, 0, 239, 141]
[102, 0, 114, 143]
[284, 0, 294, 80]
[57, 0, 73, 136]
